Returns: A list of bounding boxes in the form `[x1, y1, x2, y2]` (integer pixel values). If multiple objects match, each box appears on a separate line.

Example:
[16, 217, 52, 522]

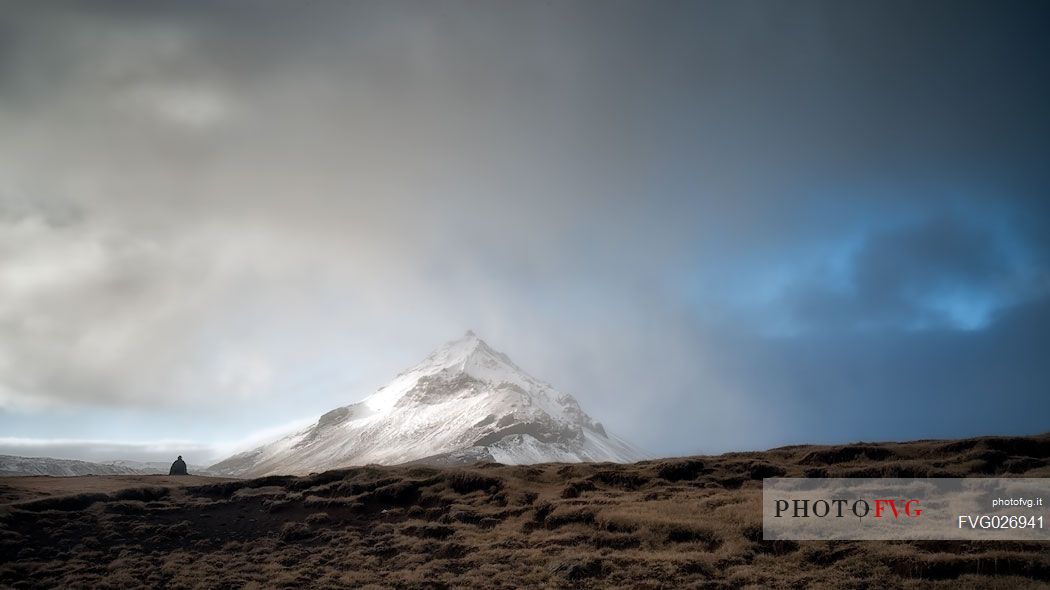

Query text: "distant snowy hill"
[209, 332, 645, 477]
[0, 455, 143, 477]
[101, 460, 210, 475]
[0, 456, 208, 477]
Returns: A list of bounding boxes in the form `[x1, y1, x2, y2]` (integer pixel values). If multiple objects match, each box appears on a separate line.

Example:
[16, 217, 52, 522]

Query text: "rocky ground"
[1, 434, 1048, 589]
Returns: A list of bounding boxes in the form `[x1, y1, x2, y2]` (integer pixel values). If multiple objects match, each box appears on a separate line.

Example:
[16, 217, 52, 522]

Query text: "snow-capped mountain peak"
[368, 331, 555, 415]
[209, 333, 645, 477]
[400, 330, 534, 388]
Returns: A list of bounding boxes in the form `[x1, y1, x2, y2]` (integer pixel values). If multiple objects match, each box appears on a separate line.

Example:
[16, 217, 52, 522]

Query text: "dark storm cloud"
[0, 1, 1048, 454]
[784, 214, 1048, 331]
[711, 292, 1050, 448]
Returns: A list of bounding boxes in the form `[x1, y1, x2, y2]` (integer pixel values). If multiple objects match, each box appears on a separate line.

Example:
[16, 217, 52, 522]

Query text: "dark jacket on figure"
[169, 456, 188, 475]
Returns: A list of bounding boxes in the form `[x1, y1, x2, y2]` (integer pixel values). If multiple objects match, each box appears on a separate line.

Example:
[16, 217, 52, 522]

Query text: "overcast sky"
[1, 1, 1048, 464]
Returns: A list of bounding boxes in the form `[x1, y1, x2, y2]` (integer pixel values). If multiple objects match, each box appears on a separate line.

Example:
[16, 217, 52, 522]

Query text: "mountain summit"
[209, 332, 645, 476]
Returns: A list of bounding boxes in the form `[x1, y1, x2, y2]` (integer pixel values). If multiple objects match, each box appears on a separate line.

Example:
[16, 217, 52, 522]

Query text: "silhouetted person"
[169, 455, 188, 475]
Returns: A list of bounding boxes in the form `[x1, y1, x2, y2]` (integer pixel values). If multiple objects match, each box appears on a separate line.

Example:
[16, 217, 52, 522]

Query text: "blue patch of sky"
[673, 186, 1047, 336]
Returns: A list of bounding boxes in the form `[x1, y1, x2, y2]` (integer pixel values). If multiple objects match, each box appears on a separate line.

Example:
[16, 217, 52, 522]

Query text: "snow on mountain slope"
[209, 332, 646, 476]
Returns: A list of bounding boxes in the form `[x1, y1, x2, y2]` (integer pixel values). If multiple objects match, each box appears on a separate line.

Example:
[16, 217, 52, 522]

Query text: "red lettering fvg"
[873, 499, 922, 518]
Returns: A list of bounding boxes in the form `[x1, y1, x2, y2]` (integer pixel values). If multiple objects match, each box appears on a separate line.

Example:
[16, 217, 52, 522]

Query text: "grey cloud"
[0, 1, 1048, 454]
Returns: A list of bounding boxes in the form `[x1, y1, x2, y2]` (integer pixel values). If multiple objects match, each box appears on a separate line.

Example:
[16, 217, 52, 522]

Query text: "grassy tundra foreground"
[1, 434, 1048, 589]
